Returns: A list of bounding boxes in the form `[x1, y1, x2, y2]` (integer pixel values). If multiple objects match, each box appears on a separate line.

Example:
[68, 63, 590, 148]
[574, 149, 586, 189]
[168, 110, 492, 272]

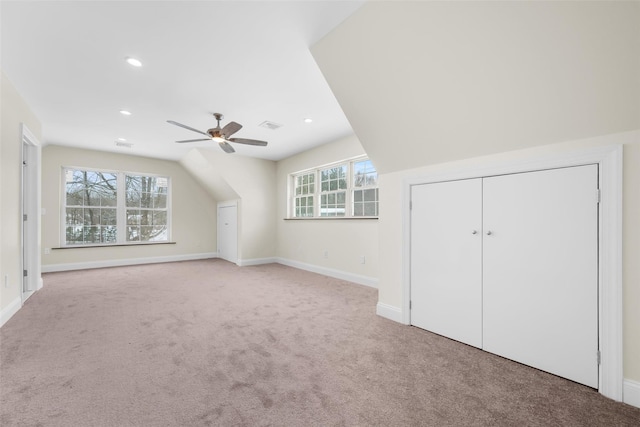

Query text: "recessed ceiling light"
[125, 57, 142, 67]
[119, 110, 132, 116]
[117, 137, 127, 142]
[303, 118, 313, 123]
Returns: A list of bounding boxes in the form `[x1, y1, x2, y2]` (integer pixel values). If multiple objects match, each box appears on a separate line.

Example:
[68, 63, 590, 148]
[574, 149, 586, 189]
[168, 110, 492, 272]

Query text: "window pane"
[127, 226, 140, 242]
[153, 211, 167, 226]
[66, 208, 83, 225]
[354, 204, 363, 216]
[153, 194, 166, 209]
[84, 208, 100, 226]
[126, 188, 141, 207]
[364, 189, 377, 202]
[127, 210, 140, 225]
[364, 202, 378, 216]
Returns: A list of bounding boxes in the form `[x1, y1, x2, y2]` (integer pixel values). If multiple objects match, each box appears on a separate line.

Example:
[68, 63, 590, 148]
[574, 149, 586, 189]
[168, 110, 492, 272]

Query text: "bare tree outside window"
[65, 170, 117, 244]
[64, 168, 169, 246]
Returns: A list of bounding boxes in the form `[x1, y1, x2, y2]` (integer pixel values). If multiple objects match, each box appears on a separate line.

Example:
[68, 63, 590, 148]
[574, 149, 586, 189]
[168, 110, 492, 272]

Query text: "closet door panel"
[482, 165, 598, 388]
[411, 179, 483, 348]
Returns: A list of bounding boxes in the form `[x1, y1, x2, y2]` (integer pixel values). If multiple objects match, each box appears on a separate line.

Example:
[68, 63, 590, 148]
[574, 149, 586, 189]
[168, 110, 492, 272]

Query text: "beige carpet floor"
[1, 259, 639, 426]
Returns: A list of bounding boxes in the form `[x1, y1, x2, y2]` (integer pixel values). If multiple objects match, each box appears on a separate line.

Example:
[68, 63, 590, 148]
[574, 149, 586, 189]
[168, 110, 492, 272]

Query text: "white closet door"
[482, 165, 598, 388]
[411, 179, 483, 348]
[218, 204, 238, 264]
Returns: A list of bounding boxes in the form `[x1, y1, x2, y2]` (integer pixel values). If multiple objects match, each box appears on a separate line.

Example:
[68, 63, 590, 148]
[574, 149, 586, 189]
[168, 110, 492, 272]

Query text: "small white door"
[482, 165, 599, 388]
[217, 204, 238, 264]
[411, 178, 483, 348]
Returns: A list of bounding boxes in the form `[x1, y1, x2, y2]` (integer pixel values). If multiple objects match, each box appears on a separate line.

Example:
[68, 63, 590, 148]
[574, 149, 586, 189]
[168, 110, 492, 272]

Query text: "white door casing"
[21, 124, 42, 303]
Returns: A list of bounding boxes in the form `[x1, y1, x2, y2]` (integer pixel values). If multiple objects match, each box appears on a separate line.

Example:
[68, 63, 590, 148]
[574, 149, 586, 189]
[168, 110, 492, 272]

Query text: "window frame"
[61, 167, 171, 247]
[289, 156, 378, 219]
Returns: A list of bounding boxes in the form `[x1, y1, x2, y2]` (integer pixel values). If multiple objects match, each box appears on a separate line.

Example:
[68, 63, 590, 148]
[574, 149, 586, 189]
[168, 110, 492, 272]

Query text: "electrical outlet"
[44, 248, 51, 255]
[4, 275, 8, 288]
[360, 255, 366, 264]
[323, 250, 328, 259]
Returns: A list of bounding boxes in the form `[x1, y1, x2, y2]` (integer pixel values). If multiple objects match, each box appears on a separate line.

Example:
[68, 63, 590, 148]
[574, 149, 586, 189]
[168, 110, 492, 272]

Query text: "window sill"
[283, 217, 378, 221]
[53, 242, 177, 249]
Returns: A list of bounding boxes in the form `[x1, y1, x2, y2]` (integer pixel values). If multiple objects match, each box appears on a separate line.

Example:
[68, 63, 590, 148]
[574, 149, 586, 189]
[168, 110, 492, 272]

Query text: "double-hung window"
[63, 168, 169, 246]
[290, 157, 378, 218]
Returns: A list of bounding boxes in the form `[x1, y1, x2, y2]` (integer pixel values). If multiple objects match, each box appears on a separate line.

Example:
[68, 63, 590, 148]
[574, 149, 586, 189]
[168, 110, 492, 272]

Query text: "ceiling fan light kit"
[167, 113, 268, 154]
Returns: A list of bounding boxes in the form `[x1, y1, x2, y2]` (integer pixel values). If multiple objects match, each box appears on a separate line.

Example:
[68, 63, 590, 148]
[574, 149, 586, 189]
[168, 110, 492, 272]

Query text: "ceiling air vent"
[259, 120, 283, 130]
[115, 141, 133, 148]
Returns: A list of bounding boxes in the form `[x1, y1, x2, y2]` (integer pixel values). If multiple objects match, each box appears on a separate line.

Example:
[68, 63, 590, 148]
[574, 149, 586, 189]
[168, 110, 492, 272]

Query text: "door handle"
[472, 230, 478, 235]
[486, 231, 492, 236]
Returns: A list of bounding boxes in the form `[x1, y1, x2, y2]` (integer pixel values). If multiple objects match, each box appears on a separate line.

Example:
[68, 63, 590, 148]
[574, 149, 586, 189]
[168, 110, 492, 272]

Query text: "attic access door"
[217, 202, 238, 264]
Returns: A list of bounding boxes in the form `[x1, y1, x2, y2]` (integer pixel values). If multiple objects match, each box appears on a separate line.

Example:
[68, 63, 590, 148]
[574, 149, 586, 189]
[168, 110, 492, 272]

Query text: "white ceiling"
[1, 1, 363, 161]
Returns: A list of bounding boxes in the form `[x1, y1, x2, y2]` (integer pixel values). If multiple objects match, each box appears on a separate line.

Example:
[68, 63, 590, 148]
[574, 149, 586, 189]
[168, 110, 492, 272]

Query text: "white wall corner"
[376, 302, 404, 324]
[276, 258, 378, 288]
[623, 379, 640, 409]
[37, 276, 44, 290]
[0, 297, 22, 329]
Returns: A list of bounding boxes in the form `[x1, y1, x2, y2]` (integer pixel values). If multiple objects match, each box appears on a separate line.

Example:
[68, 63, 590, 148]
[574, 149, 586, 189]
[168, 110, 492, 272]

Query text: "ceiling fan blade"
[167, 120, 209, 137]
[219, 141, 235, 153]
[221, 121, 242, 138]
[228, 137, 268, 147]
[175, 138, 211, 143]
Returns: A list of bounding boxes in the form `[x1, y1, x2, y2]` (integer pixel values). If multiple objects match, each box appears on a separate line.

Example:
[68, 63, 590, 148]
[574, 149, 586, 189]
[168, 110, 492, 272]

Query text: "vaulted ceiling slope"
[1, 1, 364, 161]
[311, 1, 640, 174]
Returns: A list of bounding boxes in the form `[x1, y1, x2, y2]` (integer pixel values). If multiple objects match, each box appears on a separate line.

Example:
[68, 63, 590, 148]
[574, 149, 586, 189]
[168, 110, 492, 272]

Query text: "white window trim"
[60, 167, 171, 247]
[288, 156, 378, 219]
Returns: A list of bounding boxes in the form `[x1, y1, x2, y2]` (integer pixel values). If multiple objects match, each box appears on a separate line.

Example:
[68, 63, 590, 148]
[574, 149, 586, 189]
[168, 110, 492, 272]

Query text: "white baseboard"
[41, 252, 218, 273]
[0, 297, 22, 329]
[237, 257, 278, 267]
[624, 379, 640, 408]
[376, 302, 404, 323]
[276, 257, 378, 288]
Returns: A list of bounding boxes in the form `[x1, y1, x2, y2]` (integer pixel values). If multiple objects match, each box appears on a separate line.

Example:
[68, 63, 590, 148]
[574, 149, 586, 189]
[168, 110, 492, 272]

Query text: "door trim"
[402, 144, 623, 401]
[20, 124, 42, 304]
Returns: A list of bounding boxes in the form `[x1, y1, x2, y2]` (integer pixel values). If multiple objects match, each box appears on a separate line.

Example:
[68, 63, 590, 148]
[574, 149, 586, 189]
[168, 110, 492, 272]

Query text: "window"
[63, 168, 169, 246]
[289, 157, 378, 218]
[320, 165, 347, 216]
[353, 159, 379, 217]
[294, 172, 315, 217]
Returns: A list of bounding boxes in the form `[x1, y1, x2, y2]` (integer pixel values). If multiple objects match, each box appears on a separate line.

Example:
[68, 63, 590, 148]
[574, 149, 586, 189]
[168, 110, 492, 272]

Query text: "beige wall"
[41, 145, 217, 268]
[180, 147, 277, 262]
[312, 1, 640, 382]
[312, 1, 640, 174]
[276, 134, 378, 282]
[0, 71, 42, 313]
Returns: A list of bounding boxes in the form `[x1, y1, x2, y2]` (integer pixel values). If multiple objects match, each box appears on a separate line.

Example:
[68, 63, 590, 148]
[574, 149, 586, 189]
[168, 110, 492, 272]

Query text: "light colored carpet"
[1, 259, 639, 426]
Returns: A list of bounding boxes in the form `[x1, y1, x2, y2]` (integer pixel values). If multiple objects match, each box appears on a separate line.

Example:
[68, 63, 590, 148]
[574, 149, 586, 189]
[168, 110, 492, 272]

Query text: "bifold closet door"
[482, 165, 599, 388]
[411, 179, 483, 348]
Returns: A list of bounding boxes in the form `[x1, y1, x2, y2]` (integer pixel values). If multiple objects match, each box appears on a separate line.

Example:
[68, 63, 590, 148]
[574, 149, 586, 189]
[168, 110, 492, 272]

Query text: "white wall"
[180, 147, 277, 263]
[276, 134, 378, 286]
[311, 1, 640, 384]
[41, 145, 217, 270]
[0, 70, 42, 319]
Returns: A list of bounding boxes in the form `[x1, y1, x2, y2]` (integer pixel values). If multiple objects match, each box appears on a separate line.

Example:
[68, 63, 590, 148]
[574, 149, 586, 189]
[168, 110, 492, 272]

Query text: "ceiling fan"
[167, 113, 268, 154]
